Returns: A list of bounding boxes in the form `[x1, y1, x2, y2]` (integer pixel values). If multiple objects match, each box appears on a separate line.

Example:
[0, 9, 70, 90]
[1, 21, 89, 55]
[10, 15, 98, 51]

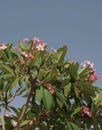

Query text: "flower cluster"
[81, 60, 94, 68]
[33, 37, 46, 51]
[21, 51, 34, 59]
[81, 61, 98, 82]
[23, 37, 46, 51]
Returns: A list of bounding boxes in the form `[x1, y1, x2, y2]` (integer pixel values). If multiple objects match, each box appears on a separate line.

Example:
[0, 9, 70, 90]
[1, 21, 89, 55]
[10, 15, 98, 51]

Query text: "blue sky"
[0, 0, 102, 88]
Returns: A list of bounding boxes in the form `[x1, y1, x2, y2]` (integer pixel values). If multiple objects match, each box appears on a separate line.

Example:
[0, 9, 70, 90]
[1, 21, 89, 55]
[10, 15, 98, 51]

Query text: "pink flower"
[81, 61, 94, 68]
[33, 37, 40, 44]
[5, 112, 11, 117]
[33, 37, 46, 46]
[44, 83, 55, 94]
[11, 120, 17, 128]
[12, 47, 19, 51]
[29, 53, 34, 59]
[51, 48, 57, 53]
[36, 44, 44, 51]
[89, 68, 96, 75]
[21, 51, 28, 57]
[81, 106, 92, 117]
[0, 43, 7, 50]
[71, 61, 76, 65]
[88, 74, 99, 82]
[23, 38, 29, 43]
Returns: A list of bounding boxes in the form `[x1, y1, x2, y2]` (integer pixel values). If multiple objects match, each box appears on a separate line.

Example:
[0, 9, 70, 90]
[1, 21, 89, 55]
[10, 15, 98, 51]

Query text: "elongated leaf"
[74, 85, 80, 97]
[35, 86, 43, 103]
[94, 92, 102, 106]
[20, 120, 30, 127]
[56, 96, 63, 108]
[38, 69, 45, 80]
[55, 46, 67, 62]
[69, 63, 79, 81]
[68, 122, 81, 130]
[7, 42, 13, 48]
[18, 41, 27, 51]
[11, 78, 19, 88]
[71, 107, 81, 116]
[56, 92, 67, 107]
[5, 48, 12, 59]
[43, 88, 54, 110]
[0, 64, 15, 76]
[45, 71, 55, 82]
[64, 83, 71, 97]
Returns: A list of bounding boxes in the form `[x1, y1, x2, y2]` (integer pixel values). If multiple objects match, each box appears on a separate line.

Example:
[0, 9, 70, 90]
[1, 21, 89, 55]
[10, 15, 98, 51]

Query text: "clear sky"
[0, 0, 102, 88]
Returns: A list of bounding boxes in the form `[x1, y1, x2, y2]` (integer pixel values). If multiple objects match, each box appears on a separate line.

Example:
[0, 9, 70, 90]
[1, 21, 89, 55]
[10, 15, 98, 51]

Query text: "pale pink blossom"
[40, 42, 46, 47]
[33, 37, 46, 46]
[23, 38, 29, 43]
[5, 112, 11, 117]
[21, 51, 28, 57]
[81, 61, 94, 68]
[11, 120, 17, 127]
[36, 44, 44, 51]
[51, 48, 57, 53]
[0, 43, 7, 50]
[33, 37, 40, 44]
[5, 111, 16, 117]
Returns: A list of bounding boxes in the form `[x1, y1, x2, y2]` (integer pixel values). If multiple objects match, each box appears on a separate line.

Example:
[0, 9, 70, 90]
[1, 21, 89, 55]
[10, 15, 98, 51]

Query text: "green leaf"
[64, 83, 71, 97]
[7, 42, 13, 48]
[0, 64, 15, 76]
[94, 92, 102, 106]
[35, 86, 43, 103]
[11, 49, 20, 58]
[78, 67, 89, 76]
[56, 96, 63, 108]
[5, 48, 12, 59]
[45, 71, 56, 82]
[43, 88, 54, 110]
[77, 82, 98, 97]
[71, 107, 81, 116]
[56, 92, 67, 107]
[74, 85, 80, 97]
[10, 78, 19, 88]
[28, 40, 33, 50]
[20, 120, 30, 127]
[55, 46, 67, 62]
[69, 63, 79, 82]
[0, 73, 13, 80]
[38, 69, 45, 80]
[18, 41, 27, 51]
[68, 122, 81, 130]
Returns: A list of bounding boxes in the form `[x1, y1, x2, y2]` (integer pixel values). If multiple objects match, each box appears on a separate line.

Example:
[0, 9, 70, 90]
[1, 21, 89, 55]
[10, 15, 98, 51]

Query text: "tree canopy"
[0, 38, 102, 130]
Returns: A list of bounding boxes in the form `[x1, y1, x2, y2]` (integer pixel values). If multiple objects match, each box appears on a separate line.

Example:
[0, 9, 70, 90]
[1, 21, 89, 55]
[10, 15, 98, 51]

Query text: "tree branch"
[15, 86, 33, 130]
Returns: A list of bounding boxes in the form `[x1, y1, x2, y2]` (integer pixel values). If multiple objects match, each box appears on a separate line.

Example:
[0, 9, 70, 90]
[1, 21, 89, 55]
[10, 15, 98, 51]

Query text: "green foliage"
[0, 39, 102, 130]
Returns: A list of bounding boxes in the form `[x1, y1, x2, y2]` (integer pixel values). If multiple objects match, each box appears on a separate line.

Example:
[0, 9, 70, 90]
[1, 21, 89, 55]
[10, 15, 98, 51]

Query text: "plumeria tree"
[0, 38, 102, 130]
